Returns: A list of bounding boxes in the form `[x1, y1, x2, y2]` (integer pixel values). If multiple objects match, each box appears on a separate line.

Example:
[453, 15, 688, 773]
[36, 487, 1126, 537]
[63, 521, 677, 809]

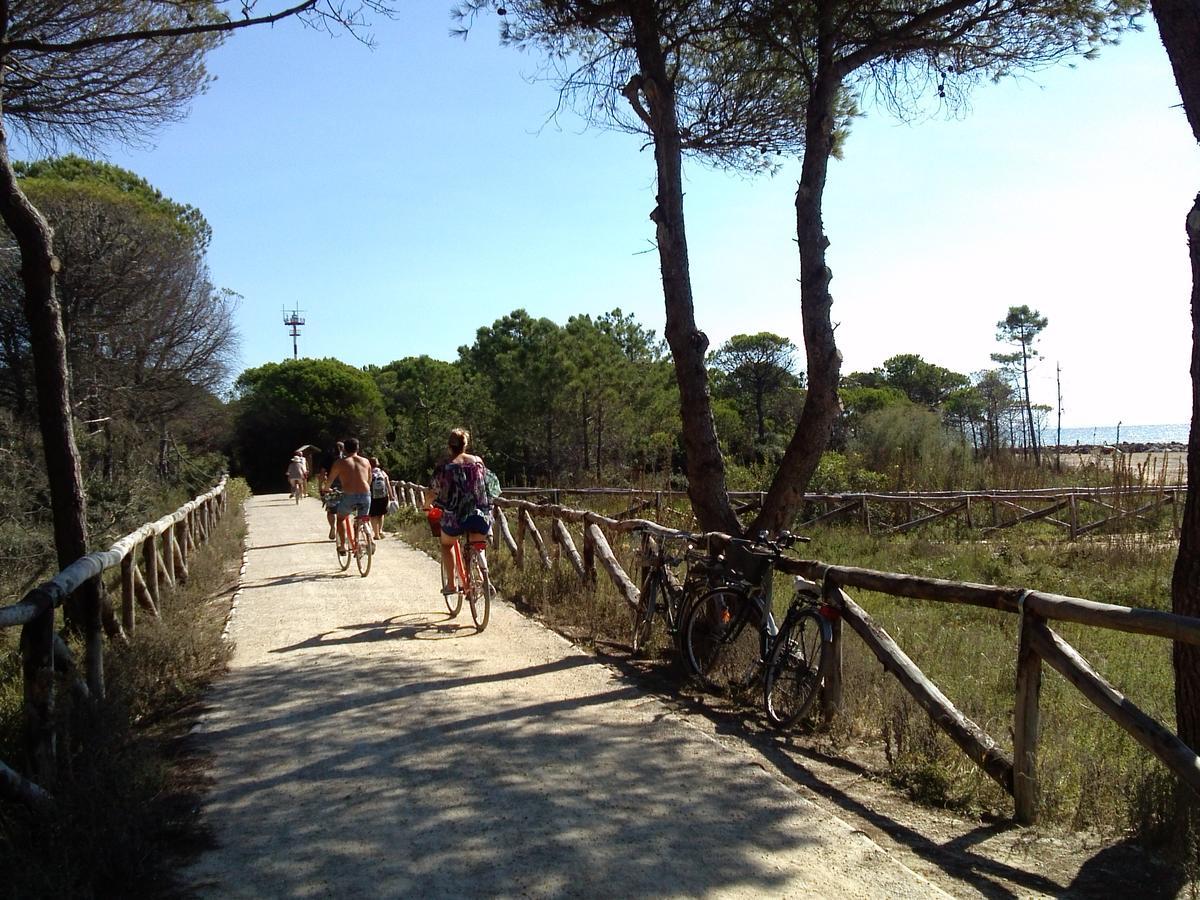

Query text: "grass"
[394, 493, 1183, 847]
[0, 479, 247, 899]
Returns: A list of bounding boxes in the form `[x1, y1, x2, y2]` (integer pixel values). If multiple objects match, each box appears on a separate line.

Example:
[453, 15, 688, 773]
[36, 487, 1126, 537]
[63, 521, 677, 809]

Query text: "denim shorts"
[441, 513, 491, 537]
[337, 492, 371, 517]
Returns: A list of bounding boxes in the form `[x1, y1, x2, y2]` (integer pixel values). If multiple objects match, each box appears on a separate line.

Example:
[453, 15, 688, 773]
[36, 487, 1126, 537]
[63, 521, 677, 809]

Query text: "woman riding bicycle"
[432, 428, 493, 593]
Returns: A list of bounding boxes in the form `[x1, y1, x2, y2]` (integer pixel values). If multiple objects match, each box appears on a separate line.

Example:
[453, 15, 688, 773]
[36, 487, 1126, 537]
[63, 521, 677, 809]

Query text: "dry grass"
[0, 480, 247, 899]
[394, 498, 1185, 848]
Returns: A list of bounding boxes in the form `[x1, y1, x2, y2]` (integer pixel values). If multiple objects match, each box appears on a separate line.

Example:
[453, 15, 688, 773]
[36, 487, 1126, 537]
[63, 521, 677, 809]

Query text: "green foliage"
[231, 358, 388, 489]
[711, 332, 803, 465]
[850, 404, 971, 491]
[369, 308, 679, 488]
[15, 155, 212, 250]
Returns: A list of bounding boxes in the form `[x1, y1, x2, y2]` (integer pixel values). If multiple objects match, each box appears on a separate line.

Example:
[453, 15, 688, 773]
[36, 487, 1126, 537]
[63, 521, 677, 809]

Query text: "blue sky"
[35, 6, 1198, 429]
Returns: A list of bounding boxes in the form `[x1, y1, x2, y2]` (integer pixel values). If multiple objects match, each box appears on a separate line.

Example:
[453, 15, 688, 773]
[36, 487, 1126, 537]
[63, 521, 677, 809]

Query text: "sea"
[1041, 423, 1190, 446]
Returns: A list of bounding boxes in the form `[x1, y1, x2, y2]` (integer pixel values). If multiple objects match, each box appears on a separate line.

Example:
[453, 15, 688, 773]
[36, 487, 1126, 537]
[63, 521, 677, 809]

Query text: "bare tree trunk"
[1154, 0, 1200, 759]
[628, 7, 739, 533]
[0, 115, 101, 683]
[1022, 343, 1040, 466]
[754, 66, 843, 534]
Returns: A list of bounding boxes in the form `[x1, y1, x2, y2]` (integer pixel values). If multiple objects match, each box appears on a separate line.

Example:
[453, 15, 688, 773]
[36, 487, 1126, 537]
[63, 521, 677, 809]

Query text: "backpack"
[484, 468, 502, 501]
[370, 469, 388, 499]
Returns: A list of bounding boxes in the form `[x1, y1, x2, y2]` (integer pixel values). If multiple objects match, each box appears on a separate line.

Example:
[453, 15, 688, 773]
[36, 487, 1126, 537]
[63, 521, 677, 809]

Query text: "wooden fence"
[467, 485, 1184, 540]
[0, 477, 230, 807]
[397, 480, 1200, 825]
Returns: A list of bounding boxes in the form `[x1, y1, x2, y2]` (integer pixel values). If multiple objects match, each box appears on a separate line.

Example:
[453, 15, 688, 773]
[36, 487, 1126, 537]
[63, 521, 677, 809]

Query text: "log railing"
[485, 485, 1183, 540]
[0, 477, 231, 807]
[396, 481, 1198, 825]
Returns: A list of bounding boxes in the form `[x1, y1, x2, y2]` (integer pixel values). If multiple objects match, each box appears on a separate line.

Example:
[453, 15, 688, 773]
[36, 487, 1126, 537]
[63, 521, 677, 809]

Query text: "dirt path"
[183, 493, 959, 898]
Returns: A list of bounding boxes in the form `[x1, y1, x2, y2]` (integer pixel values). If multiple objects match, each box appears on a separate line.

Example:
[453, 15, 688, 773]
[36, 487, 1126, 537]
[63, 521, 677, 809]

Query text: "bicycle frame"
[446, 538, 469, 592]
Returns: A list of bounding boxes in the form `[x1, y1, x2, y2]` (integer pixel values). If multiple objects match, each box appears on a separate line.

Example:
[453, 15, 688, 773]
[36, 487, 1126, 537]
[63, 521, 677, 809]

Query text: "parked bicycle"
[679, 531, 809, 695]
[762, 574, 835, 729]
[629, 528, 723, 654]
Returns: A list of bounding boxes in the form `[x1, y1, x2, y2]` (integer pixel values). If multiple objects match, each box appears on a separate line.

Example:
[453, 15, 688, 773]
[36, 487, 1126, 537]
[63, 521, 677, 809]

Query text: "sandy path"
[184, 493, 949, 898]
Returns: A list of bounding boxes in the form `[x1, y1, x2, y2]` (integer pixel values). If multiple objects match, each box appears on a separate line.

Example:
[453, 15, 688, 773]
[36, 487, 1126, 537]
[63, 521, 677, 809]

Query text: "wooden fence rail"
[489, 485, 1184, 540]
[0, 477, 230, 807]
[396, 481, 1200, 825]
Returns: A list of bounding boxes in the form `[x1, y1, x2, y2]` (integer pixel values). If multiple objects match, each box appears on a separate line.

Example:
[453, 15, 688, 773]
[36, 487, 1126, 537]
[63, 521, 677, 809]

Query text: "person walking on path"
[367, 456, 394, 540]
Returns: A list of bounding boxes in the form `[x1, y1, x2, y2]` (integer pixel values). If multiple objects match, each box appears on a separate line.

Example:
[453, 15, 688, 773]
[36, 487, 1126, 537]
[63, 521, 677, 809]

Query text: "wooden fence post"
[1068, 495, 1079, 542]
[585, 522, 639, 608]
[159, 529, 175, 587]
[143, 534, 160, 608]
[514, 508, 527, 569]
[583, 524, 596, 582]
[553, 519, 587, 580]
[83, 578, 105, 699]
[522, 510, 552, 570]
[173, 521, 189, 584]
[838, 594, 1014, 794]
[121, 553, 136, 634]
[20, 589, 56, 783]
[821, 580, 844, 723]
[1014, 594, 1042, 825]
[495, 507, 518, 559]
[133, 565, 159, 617]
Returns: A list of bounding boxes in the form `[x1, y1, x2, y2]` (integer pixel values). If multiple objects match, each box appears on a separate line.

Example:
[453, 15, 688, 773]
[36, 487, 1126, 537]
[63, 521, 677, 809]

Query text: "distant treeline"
[228, 310, 1057, 493]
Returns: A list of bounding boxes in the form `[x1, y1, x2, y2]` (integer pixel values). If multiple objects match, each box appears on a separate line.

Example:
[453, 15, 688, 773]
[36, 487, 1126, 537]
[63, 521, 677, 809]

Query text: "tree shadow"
[268, 612, 485, 652]
[246, 541, 332, 552]
[185, 653, 844, 897]
[592, 645, 1172, 899]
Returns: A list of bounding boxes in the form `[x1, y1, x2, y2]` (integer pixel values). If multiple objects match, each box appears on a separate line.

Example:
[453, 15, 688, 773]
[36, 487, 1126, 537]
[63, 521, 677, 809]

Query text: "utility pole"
[1056, 363, 1063, 472]
[283, 307, 305, 359]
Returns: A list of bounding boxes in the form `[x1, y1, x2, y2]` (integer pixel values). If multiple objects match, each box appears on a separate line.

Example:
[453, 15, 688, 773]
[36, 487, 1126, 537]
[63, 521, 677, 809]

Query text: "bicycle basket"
[725, 543, 772, 583]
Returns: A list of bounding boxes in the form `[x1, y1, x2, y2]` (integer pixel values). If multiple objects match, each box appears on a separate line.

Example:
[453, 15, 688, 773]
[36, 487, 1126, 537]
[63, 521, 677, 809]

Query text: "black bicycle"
[679, 531, 807, 694]
[762, 574, 834, 729]
[629, 529, 721, 654]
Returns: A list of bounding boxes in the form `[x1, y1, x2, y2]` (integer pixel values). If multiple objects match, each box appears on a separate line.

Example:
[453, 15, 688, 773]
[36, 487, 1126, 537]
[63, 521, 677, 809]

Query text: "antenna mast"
[283, 307, 305, 359]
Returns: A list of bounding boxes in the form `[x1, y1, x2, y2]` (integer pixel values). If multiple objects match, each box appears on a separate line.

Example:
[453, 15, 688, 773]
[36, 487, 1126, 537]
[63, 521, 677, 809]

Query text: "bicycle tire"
[336, 519, 352, 571]
[763, 608, 831, 729]
[355, 519, 373, 577]
[442, 546, 463, 616]
[468, 546, 492, 631]
[631, 570, 659, 654]
[681, 587, 760, 693]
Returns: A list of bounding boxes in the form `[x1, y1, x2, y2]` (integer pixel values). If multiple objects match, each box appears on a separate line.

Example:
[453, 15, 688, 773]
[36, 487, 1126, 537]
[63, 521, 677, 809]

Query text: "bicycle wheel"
[336, 519, 352, 571]
[682, 587, 760, 693]
[763, 608, 831, 729]
[631, 570, 660, 654]
[467, 546, 492, 631]
[355, 519, 374, 577]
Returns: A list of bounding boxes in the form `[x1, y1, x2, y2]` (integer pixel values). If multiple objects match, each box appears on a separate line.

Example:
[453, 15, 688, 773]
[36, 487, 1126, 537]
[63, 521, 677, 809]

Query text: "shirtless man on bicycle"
[325, 438, 372, 555]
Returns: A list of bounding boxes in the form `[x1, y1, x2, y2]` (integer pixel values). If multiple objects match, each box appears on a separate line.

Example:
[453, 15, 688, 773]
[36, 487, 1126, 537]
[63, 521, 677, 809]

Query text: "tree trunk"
[754, 67, 844, 535]
[628, 7, 739, 533]
[0, 115, 100, 660]
[1154, 0, 1200, 756]
[1021, 343, 1040, 466]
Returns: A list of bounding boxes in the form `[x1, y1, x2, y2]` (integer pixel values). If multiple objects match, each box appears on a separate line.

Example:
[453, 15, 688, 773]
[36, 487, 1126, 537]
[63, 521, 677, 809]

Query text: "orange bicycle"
[333, 493, 374, 577]
[429, 507, 492, 630]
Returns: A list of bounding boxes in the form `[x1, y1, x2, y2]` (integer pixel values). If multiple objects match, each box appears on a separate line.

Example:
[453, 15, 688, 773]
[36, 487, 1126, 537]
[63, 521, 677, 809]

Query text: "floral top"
[434, 460, 493, 532]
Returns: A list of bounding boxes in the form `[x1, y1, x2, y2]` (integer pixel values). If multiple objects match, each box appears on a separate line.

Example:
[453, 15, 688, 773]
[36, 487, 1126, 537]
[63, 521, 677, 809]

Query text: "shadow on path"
[191, 653, 838, 897]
